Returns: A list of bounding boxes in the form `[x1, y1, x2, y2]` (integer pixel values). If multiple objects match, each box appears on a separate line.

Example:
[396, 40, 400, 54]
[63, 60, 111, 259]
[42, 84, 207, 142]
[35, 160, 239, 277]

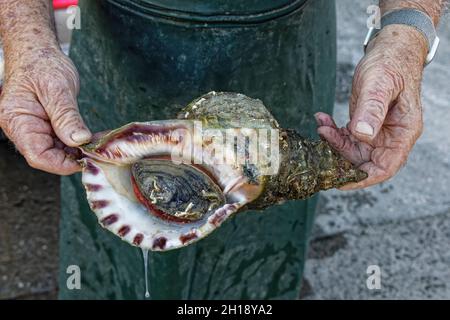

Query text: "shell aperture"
[79, 92, 367, 251]
[131, 159, 225, 223]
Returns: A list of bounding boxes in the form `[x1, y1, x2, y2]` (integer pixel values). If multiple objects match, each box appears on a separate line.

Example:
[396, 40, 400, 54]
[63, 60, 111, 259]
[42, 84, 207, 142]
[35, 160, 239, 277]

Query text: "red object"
[53, 0, 78, 10]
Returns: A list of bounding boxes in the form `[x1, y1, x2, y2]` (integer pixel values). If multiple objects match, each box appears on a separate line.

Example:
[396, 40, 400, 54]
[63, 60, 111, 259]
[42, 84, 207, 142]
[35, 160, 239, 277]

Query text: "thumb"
[349, 68, 402, 143]
[47, 90, 92, 147]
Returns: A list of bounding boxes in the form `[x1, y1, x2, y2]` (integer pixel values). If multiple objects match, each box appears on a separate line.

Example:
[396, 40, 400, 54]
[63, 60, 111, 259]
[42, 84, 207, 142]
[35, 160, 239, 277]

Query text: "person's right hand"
[0, 45, 91, 175]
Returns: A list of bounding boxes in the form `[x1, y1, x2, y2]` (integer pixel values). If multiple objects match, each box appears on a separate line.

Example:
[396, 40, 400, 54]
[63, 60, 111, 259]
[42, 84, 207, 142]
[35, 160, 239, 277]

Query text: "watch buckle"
[426, 36, 440, 65]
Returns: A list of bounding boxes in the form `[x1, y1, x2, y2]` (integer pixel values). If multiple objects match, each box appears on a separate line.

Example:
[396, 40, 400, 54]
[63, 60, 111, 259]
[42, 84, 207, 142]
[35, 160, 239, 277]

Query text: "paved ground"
[303, 0, 450, 299]
[1, 1, 449, 299]
[0, 142, 59, 299]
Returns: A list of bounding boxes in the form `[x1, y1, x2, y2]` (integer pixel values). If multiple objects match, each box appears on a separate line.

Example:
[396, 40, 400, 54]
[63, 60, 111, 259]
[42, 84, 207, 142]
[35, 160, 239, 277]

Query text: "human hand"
[317, 25, 428, 189]
[0, 45, 91, 175]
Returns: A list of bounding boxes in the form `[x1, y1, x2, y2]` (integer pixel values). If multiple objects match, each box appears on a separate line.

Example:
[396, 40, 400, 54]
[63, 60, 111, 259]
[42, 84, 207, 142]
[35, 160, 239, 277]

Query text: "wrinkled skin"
[316, 0, 444, 189]
[0, 0, 91, 175]
[0, 0, 445, 188]
[0, 46, 90, 175]
[316, 24, 428, 189]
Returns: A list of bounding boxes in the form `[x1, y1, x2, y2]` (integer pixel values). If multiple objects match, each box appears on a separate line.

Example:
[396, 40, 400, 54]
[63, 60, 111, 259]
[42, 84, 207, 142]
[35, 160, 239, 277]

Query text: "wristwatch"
[364, 8, 440, 65]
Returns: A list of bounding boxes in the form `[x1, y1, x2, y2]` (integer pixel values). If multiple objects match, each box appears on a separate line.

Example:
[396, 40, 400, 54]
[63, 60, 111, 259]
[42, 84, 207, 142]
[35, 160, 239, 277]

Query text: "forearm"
[0, 0, 58, 66]
[380, 0, 446, 26]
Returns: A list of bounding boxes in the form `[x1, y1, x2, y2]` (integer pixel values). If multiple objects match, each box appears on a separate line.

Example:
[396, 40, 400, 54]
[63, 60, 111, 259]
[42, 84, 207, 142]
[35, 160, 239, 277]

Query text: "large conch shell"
[79, 92, 367, 251]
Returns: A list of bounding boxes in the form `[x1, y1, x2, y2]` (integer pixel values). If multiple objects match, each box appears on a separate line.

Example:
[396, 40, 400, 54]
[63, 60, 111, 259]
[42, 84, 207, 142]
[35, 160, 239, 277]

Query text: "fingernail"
[71, 130, 92, 144]
[355, 121, 374, 136]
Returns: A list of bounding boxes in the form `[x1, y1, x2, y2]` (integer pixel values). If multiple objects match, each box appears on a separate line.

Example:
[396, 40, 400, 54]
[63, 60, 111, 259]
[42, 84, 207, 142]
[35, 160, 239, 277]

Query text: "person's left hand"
[317, 25, 428, 190]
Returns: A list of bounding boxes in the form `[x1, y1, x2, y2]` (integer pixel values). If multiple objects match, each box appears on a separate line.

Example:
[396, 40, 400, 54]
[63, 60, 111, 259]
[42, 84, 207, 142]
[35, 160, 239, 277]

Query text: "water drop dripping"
[142, 248, 150, 299]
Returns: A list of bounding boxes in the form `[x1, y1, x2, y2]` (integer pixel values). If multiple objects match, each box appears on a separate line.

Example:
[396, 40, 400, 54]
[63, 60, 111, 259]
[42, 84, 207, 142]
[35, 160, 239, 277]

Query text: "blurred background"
[0, 0, 449, 299]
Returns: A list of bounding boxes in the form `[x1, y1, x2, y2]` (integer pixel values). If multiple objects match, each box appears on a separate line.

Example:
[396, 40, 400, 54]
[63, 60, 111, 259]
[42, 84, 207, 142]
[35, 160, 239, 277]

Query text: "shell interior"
[80, 117, 259, 250]
[131, 159, 225, 223]
[81, 157, 242, 251]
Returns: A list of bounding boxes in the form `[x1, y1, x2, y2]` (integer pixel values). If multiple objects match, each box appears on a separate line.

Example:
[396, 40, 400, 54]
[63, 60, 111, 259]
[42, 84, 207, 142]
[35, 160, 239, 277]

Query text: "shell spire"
[249, 129, 367, 210]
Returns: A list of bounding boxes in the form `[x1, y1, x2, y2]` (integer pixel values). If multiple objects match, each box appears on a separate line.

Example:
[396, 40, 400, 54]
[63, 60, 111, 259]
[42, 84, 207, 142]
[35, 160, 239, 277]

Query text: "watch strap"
[364, 9, 440, 65]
